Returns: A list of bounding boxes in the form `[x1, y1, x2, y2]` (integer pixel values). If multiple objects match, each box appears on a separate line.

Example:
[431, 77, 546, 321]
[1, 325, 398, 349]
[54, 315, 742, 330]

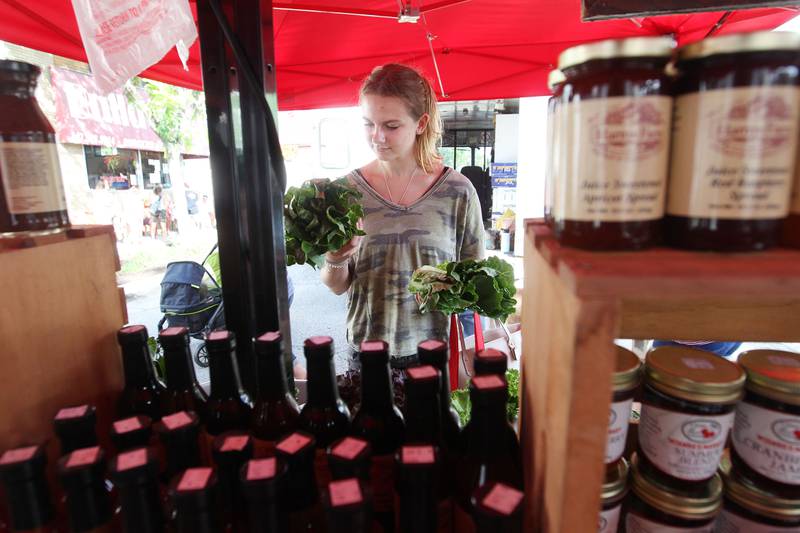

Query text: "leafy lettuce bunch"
[408, 256, 517, 321]
[451, 368, 520, 425]
[284, 178, 365, 268]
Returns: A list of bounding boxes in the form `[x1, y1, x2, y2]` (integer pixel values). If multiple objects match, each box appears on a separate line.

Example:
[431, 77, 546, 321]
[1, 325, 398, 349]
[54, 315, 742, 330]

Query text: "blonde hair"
[360, 64, 443, 174]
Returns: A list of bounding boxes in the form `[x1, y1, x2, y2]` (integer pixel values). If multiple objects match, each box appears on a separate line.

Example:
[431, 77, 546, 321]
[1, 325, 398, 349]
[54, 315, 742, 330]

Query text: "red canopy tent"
[0, 1, 796, 110]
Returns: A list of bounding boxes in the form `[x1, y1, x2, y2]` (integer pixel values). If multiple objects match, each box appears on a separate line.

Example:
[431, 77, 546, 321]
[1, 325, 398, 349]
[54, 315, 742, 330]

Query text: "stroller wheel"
[194, 343, 209, 368]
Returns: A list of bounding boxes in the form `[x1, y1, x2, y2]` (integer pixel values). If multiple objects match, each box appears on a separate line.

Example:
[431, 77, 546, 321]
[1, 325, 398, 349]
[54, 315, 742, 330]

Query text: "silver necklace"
[381, 164, 419, 205]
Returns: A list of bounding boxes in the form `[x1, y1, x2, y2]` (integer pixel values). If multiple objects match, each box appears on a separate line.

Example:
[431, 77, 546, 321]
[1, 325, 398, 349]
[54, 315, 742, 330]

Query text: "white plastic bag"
[71, 0, 198, 94]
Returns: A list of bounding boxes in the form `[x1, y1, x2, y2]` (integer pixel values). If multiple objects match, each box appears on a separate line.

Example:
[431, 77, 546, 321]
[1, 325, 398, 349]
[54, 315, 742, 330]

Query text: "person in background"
[149, 185, 166, 238]
[320, 63, 485, 371]
[185, 182, 202, 230]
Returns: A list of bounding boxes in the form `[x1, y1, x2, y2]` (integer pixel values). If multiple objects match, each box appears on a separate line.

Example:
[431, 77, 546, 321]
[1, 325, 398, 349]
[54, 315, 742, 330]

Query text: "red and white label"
[407, 366, 438, 380]
[598, 504, 621, 533]
[732, 401, 800, 485]
[117, 449, 148, 471]
[402, 445, 435, 465]
[716, 508, 798, 532]
[0, 446, 37, 465]
[114, 416, 143, 434]
[246, 458, 276, 481]
[626, 513, 713, 532]
[56, 405, 89, 420]
[66, 446, 101, 468]
[162, 411, 193, 430]
[333, 437, 367, 460]
[221, 435, 250, 452]
[329, 478, 362, 507]
[472, 375, 504, 390]
[605, 398, 633, 464]
[639, 404, 734, 480]
[277, 433, 312, 455]
[482, 483, 523, 516]
[178, 468, 212, 491]
[0, 142, 67, 214]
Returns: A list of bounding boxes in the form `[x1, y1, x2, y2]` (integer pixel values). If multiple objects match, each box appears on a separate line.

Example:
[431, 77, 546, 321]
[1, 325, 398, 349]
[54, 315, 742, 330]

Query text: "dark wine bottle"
[351, 340, 405, 531]
[298, 336, 350, 489]
[327, 436, 371, 482]
[170, 467, 223, 533]
[154, 410, 203, 482]
[275, 431, 325, 533]
[158, 327, 209, 422]
[110, 415, 153, 452]
[394, 445, 440, 533]
[417, 339, 460, 452]
[57, 446, 116, 533]
[240, 457, 289, 533]
[53, 404, 98, 456]
[473, 348, 508, 377]
[205, 331, 252, 437]
[212, 432, 253, 533]
[471, 482, 524, 533]
[453, 375, 522, 532]
[109, 447, 164, 533]
[251, 331, 300, 458]
[0, 444, 57, 533]
[323, 478, 373, 533]
[116, 325, 165, 421]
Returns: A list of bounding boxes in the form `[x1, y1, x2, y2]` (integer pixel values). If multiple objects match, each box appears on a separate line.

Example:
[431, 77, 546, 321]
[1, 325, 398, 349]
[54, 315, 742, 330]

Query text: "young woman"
[321, 63, 484, 368]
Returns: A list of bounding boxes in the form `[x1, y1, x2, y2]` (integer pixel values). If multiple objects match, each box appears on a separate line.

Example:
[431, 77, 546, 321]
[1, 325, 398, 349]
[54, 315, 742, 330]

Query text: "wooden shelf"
[0, 225, 125, 456]
[519, 220, 800, 532]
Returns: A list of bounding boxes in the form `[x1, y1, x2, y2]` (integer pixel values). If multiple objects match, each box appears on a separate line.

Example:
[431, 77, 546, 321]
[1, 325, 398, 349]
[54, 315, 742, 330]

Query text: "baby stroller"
[157, 244, 224, 368]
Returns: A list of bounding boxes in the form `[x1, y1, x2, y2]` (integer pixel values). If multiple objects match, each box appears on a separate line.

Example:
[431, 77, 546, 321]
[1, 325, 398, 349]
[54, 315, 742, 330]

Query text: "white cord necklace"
[381, 164, 419, 205]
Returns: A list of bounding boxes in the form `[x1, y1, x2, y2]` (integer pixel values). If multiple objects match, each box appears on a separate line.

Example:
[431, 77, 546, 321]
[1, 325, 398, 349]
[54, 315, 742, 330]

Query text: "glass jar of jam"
[544, 69, 565, 227]
[665, 31, 800, 251]
[717, 455, 800, 531]
[730, 350, 800, 495]
[0, 60, 69, 236]
[553, 37, 674, 250]
[606, 346, 641, 464]
[637, 345, 745, 488]
[599, 458, 628, 533]
[626, 453, 722, 531]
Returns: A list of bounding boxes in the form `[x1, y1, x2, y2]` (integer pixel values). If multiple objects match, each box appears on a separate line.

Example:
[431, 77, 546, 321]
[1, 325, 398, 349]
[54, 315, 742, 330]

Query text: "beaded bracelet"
[325, 259, 349, 270]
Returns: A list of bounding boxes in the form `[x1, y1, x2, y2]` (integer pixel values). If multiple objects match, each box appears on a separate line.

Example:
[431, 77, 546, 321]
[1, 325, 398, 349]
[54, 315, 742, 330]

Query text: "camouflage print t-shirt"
[345, 167, 485, 358]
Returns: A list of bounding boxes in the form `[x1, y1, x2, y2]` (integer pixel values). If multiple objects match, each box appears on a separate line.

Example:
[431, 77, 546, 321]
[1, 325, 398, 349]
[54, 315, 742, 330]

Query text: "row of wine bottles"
[0, 325, 525, 532]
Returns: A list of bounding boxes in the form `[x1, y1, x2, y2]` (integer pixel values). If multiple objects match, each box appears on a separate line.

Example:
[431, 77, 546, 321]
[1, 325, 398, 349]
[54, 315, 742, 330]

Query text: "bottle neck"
[360, 361, 395, 414]
[307, 356, 341, 407]
[429, 360, 453, 415]
[119, 479, 165, 533]
[405, 388, 441, 444]
[287, 456, 318, 510]
[397, 468, 437, 532]
[470, 397, 508, 452]
[64, 480, 112, 532]
[255, 351, 291, 401]
[164, 431, 201, 478]
[163, 344, 198, 391]
[208, 347, 244, 398]
[121, 343, 159, 389]
[3, 476, 53, 531]
[58, 428, 98, 455]
[175, 504, 219, 533]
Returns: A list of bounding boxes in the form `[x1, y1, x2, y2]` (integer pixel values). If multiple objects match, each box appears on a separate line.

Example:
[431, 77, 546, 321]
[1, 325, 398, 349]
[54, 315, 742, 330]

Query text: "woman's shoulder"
[439, 167, 479, 197]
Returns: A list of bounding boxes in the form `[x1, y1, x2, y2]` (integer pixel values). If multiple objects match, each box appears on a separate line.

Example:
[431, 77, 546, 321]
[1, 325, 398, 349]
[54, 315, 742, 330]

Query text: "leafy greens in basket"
[284, 178, 365, 269]
[408, 256, 517, 321]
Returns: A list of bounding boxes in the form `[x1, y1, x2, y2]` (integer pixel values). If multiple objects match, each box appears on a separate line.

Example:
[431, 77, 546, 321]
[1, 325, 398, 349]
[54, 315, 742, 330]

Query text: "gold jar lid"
[602, 458, 629, 502]
[738, 350, 800, 407]
[630, 453, 722, 521]
[720, 455, 800, 521]
[644, 346, 745, 404]
[679, 31, 800, 62]
[558, 36, 674, 71]
[614, 346, 642, 392]
[547, 69, 565, 91]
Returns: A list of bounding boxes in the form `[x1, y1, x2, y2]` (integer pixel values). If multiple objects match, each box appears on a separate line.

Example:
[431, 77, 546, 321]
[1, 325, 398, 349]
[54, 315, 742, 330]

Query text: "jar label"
[555, 95, 672, 222]
[606, 397, 633, 463]
[716, 508, 799, 532]
[626, 513, 713, 532]
[667, 86, 800, 219]
[0, 141, 67, 214]
[598, 503, 621, 533]
[639, 404, 734, 480]
[732, 401, 800, 485]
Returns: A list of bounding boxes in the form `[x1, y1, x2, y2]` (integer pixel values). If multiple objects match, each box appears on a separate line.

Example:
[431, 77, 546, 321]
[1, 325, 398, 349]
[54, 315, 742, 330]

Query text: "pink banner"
[50, 67, 164, 152]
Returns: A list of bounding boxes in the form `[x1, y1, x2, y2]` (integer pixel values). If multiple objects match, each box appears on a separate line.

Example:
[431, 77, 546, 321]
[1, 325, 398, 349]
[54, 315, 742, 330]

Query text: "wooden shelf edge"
[0, 225, 120, 272]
